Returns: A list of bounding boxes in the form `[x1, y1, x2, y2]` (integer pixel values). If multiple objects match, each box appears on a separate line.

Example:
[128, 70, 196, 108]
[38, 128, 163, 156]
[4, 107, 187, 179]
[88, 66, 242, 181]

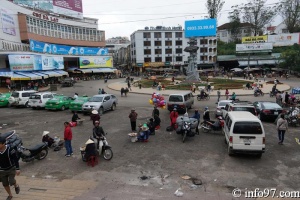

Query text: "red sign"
[53, 0, 83, 12]
[33, 12, 59, 23]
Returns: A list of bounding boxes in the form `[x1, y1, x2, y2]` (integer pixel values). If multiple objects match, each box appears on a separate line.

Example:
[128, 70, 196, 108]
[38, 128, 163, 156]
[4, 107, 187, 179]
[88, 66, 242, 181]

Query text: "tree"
[206, 0, 225, 19]
[278, 0, 300, 33]
[279, 44, 300, 72]
[238, 0, 277, 35]
[228, 5, 241, 42]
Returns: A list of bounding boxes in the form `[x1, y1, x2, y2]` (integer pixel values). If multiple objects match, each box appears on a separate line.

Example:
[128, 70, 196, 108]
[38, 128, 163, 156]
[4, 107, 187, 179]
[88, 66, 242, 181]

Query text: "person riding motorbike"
[200, 89, 208, 99]
[254, 87, 263, 95]
[203, 107, 210, 122]
[93, 121, 105, 149]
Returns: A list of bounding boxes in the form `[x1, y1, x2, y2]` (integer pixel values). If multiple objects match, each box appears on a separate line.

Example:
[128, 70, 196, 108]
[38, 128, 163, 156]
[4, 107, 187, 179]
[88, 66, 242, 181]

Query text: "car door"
[65, 97, 74, 108]
[103, 95, 111, 111]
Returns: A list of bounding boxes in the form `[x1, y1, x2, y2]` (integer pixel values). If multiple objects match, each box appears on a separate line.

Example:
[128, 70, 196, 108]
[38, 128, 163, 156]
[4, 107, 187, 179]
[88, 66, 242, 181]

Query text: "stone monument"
[184, 37, 200, 81]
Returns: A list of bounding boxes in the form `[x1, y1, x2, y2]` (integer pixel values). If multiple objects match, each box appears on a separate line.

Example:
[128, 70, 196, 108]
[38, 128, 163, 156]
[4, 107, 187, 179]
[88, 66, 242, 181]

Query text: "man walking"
[64, 122, 73, 157]
[129, 108, 138, 132]
[217, 88, 221, 102]
[277, 114, 288, 145]
[0, 137, 21, 200]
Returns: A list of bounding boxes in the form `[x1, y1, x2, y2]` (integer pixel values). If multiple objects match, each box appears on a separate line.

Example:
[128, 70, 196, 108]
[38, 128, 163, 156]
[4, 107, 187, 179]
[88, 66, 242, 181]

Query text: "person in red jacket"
[64, 122, 73, 157]
[170, 108, 178, 129]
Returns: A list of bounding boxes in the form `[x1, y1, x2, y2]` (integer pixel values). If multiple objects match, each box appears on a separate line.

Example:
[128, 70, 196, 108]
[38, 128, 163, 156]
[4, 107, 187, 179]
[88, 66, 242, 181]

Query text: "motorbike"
[254, 90, 264, 97]
[201, 118, 224, 133]
[176, 121, 195, 143]
[197, 94, 210, 101]
[286, 107, 300, 126]
[3, 130, 48, 162]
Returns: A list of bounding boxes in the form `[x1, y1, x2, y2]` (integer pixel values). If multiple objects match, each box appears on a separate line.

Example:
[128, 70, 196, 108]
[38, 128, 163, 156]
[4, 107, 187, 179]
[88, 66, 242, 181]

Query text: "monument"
[184, 37, 200, 81]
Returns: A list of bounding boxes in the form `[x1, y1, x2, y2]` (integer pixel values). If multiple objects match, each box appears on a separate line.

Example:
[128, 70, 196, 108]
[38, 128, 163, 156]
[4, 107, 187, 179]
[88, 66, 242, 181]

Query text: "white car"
[8, 90, 37, 107]
[215, 100, 232, 118]
[28, 92, 55, 109]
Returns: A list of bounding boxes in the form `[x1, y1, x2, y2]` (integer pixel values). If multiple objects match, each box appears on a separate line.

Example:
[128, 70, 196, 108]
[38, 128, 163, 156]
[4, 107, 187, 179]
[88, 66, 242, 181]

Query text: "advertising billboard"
[236, 43, 273, 52]
[185, 19, 217, 38]
[242, 35, 268, 44]
[9, 55, 64, 71]
[267, 33, 300, 47]
[13, 0, 83, 19]
[30, 40, 108, 56]
[79, 56, 113, 68]
[0, 8, 16, 36]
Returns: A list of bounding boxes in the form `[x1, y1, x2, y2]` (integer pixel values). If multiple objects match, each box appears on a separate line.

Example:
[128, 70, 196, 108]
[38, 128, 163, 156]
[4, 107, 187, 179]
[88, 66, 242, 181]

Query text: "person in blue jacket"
[191, 109, 200, 134]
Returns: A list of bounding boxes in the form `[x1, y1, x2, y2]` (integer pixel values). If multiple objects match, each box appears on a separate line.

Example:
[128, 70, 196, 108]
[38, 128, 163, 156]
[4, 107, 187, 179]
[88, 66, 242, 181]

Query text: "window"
[155, 57, 162, 62]
[165, 49, 172, 54]
[144, 41, 151, 46]
[200, 48, 207, 53]
[23, 92, 35, 97]
[104, 96, 110, 101]
[165, 32, 172, 38]
[175, 41, 182, 46]
[169, 95, 183, 102]
[143, 32, 151, 38]
[175, 32, 182, 37]
[155, 49, 162, 54]
[175, 48, 182, 54]
[165, 41, 172, 46]
[154, 32, 161, 38]
[176, 56, 182, 61]
[30, 95, 41, 99]
[232, 107, 256, 115]
[144, 57, 151, 62]
[165, 57, 172, 61]
[144, 49, 151, 55]
[221, 32, 227, 37]
[233, 122, 262, 134]
[154, 41, 161, 46]
[200, 39, 207, 45]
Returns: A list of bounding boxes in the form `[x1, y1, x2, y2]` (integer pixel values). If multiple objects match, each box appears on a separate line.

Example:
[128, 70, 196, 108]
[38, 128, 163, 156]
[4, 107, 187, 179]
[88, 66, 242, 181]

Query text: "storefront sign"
[30, 39, 108, 56]
[267, 33, 300, 47]
[236, 43, 273, 52]
[0, 8, 16, 36]
[185, 19, 217, 37]
[144, 62, 165, 67]
[136, 63, 143, 67]
[32, 12, 59, 23]
[9, 55, 34, 71]
[79, 56, 113, 68]
[242, 35, 268, 43]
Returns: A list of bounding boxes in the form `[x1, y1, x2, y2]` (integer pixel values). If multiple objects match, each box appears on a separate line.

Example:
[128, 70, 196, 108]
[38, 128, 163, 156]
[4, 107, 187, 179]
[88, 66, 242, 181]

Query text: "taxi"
[69, 96, 90, 112]
[45, 95, 74, 111]
[0, 93, 11, 107]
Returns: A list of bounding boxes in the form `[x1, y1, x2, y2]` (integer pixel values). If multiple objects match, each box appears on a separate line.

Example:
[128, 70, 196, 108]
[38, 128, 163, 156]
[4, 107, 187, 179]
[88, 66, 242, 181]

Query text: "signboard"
[0, 8, 16, 36]
[242, 35, 268, 44]
[185, 19, 217, 38]
[13, 0, 83, 19]
[267, 33, 300, 47]
[144, 62, 165, 67]
[9, 55, 64, 71]
[79, 56, 113, 68]
[236, 43, 273, 52]
[30, 40, 108, 56]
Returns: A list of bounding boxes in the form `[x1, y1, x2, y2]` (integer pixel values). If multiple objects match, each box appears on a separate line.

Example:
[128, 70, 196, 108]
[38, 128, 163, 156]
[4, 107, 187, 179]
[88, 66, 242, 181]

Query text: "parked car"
[215, 100, 232, 118]
[8, 90, 37, 107]
[62, 78, 75, 87]
[0, 93, 11, 107]
[45, 95, 74, 111]
[82, 94, 118, 115]
[28, 92, 55, 109]
[167, 92, 194, 113]
[69, 96, 90, 112]
[253, 101, 284, 121]
[222, 101, 257, 118]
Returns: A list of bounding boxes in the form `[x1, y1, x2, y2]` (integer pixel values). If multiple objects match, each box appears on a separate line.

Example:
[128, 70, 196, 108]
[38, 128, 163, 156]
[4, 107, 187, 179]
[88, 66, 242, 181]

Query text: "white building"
[217, 22, 253, 43]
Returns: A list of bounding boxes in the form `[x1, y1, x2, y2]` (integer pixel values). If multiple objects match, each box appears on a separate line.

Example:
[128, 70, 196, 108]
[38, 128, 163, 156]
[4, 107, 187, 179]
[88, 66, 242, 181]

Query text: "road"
[0, 78, 299, 200]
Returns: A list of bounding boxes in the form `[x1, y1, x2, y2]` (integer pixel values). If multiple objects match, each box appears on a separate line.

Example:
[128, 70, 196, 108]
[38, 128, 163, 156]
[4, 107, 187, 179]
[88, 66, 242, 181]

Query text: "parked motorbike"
[254, 90, 264, 97]
[201, 117, 224, 133]
[286, 107, 300, 126]
[197, 94, 210, 101]
[2, 130, 48, 162]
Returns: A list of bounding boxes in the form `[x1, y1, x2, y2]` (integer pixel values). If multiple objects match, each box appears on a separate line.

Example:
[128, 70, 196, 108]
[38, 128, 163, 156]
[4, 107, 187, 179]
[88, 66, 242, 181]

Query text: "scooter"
[254, 90, 264, 97]
[197, 94, 210, 101]
[176, 121, 195, 143]
[201, 118, 224, 133]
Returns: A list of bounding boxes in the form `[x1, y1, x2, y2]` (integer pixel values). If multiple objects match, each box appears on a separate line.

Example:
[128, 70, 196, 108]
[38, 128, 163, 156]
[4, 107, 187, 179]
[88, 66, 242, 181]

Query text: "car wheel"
[32, 107, 36, 110]
[256, 153, 262, 158]
[258, 113, 264, 121]
[224, 138, 227, 144]
[61, 106, 65, 111]
[99, 107, 104, 115]
[111, 103, 116, 111]
[228, 146, 234, 156]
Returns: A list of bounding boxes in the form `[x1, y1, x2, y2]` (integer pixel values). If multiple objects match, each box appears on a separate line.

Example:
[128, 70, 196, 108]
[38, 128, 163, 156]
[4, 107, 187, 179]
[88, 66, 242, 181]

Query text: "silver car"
[82, 94, 118, 115]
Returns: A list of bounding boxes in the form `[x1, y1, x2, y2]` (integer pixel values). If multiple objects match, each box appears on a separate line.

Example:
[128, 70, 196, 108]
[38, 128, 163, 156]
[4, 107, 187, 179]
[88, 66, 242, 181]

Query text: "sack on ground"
[166, 126, 173, 131]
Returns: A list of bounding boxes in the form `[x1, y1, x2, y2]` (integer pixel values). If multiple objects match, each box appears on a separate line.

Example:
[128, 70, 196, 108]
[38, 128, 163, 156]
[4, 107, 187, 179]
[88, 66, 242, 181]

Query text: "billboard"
[79, 56, 113, 68]
[236, 43, 273, 52]
[13, 0, 83, 19]
[267, 33, 300, 47]
[185, 19, 217, 38]
[30, 40, 108, 56]
[9, 55, 64, 71]
[242, 35, 268, 44]
[0, 8, 16, 36]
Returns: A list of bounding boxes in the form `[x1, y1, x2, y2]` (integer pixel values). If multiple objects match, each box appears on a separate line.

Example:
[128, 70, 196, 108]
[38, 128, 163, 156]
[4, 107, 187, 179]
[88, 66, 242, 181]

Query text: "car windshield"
[29, 95, 41, 99]
[89, 97, 103, 102]
[74, 98, 85, 103]
[50, 98, 59, 101]
[0, 94, 5, 98]
[262, 102, 281, 109]
[11, 92, 19, 98]
[233, 107, 256, 115]
[169, 95, 183, 102]
[233, 122, 263, 134]
[219, 102, 229, 107]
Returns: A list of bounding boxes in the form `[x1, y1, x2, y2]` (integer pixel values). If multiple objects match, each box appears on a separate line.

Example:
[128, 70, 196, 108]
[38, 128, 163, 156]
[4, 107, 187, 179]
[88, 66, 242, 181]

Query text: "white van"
[28, 92, 55, 109]
[223, 111, 265, 157]
[167, 91, 194, 113]
[8, 90, 37, 107]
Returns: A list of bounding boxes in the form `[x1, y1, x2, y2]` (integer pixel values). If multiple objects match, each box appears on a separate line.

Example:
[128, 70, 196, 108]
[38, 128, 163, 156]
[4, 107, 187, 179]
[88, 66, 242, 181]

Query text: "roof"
[217, 22, 253, 30]
[228, 111, 260, 121]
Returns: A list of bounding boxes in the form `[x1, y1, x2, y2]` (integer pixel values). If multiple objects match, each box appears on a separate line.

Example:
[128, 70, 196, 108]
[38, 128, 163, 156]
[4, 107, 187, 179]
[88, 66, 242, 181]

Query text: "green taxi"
[0, 93, 11, 107]
[70, 96, 90, 112]
[45, 95, 74, 111]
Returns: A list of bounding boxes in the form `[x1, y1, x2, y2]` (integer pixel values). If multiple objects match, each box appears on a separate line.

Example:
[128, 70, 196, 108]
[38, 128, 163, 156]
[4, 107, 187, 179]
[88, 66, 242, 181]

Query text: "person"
[207, 83, 211, 93]
[274, 78, 277, 86]
[127, 81, 132, 91]
[98, 88, 102, 94]
[191, 109, 200, 134]
[276, 114, 288, 145]
[147, 118, 155, 135]
[137, 124, 150, 142]
[284, 92, 290, 105]
[172, 76, 175, 82]
[203, 107, 210, 122]
[271, 85, 276, 95]
[225, 89, 229, 100]
[152, 106, 160, 117]
[217, 88, 221, 102]
[0, 137, 21, 200]
[154, 114, 161, 130]
[161, 84, 165, 90]
[93, 121, 105, 150]
[121, 87, 125, 96]
[90, 110, 100, 125]
[64, 122, 73, 157]
[231, 92, 236, 101]
[170, 108, 178, 129]
[101, 89, 106, 94]
[42, 131, 55, 148]
[276, 91, 282, 105]
[192, 83, 196, 93]
[246, 82, 251, 90]
[73, 93, 78, 99]
[70, 111, 80, 127]
[200, 89, 207, 99]
[84, 139, 97, 161]
[129, 108, 138, 132]
[263, 75, 267, 82]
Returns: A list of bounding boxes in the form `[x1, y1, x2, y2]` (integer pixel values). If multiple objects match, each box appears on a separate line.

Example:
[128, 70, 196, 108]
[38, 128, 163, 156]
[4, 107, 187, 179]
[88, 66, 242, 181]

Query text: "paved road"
[0, 78, 299, 200]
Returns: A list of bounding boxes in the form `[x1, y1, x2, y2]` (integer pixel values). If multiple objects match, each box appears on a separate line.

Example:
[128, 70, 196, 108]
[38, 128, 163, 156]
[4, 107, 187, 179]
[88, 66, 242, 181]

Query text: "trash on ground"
[174, 188, 184, 197]
[140, 175, 149, 180]
[181, 175, 191, 180]
[192, 178, 202, 185]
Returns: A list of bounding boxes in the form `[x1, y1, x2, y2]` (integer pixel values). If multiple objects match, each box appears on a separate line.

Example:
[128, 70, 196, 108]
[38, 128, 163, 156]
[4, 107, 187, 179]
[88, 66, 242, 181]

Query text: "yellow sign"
[144, 62, 165, 67]
[242, 35, 268, 43]
[79, 56, 113, 68]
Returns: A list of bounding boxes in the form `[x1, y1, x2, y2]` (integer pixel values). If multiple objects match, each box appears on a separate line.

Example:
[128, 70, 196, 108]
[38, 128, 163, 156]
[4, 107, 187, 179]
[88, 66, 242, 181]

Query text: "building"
[217, 22, 253, 43]
[105, 37, 131, 67]
[266, 21, 289, 35]
[0, 0, 113, 89]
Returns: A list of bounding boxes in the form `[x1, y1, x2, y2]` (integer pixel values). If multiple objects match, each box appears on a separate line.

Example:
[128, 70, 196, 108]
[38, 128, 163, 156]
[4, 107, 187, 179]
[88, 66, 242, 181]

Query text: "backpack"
[2, 131, 22, 150]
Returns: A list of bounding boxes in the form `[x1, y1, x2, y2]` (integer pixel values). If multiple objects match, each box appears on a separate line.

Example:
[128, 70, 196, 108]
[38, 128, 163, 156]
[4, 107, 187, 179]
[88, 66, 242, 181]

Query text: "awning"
[0, 71, 13, 77]
[31, 71, 49, 79]
[238, 61, 258, 66]
[92, 68, 115, 73]
[15, 72, 42, 80]
[11, 73, 31, 81]
[38, 70, 64, 77]
[54, 70, 69, 76]
[79, 69, 94, 73]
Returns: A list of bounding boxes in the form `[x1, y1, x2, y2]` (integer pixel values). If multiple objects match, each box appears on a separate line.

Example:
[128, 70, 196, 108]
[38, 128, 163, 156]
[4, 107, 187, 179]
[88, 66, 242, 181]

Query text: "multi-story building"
[217, 22, 253, 43]
[105, 37, 131, 67]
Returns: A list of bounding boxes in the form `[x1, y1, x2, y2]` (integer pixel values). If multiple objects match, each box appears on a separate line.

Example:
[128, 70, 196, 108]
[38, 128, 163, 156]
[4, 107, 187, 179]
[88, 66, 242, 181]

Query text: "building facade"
[217, 22, 253, 43]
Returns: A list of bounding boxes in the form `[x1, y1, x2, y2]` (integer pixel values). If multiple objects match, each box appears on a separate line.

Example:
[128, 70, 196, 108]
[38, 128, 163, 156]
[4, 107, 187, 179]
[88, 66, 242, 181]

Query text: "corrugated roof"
[217, 22, 253, 30]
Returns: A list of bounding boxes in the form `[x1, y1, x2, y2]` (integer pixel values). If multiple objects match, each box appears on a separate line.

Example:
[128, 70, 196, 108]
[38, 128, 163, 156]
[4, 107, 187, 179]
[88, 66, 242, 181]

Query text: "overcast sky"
[82, 0, 281, 39]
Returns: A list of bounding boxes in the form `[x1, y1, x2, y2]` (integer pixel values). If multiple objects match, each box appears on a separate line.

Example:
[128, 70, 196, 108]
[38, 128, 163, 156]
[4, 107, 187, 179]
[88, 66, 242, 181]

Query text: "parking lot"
[0, 79, 299, 199]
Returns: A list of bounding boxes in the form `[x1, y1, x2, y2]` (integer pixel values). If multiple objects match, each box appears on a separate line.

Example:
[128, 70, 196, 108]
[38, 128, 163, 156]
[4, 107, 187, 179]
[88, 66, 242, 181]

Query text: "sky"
[82, 0, 281, 39]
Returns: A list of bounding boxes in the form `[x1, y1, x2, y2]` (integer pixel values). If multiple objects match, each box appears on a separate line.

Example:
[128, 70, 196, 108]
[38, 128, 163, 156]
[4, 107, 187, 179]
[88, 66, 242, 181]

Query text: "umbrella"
[230, 68, 243, 72]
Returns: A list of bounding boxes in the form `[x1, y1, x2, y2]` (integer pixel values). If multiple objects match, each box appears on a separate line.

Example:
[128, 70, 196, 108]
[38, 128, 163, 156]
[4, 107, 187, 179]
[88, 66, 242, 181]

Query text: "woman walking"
[276, 114, 288, 145]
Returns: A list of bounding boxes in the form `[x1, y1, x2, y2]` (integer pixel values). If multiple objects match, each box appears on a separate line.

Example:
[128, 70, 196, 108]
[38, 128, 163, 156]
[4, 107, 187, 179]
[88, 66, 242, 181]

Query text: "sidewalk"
[107, 78, 291, 97]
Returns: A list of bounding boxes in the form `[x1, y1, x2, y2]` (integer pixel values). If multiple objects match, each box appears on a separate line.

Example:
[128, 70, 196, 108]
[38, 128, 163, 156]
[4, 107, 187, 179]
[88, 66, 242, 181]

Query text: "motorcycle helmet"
[205, 106, 208, 110]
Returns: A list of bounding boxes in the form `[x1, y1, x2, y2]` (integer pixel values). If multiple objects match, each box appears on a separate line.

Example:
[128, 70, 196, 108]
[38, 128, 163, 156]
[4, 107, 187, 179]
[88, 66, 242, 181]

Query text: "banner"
[185, 19, 217, 37]
[267, 33, 300, 47]
[9, 55, 64, 71]
[30, 39, 108, 56]
[242, 35, 268, 43]
[0, 8, 16, 36]
[236, 43, 273, 52]
[79, 56, 113, 68]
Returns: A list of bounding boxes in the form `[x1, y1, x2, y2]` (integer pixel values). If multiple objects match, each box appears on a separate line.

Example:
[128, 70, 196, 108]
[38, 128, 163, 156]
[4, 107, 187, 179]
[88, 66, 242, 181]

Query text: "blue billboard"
[29, 39, 108, 56]
[185, 19, 217, 38]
